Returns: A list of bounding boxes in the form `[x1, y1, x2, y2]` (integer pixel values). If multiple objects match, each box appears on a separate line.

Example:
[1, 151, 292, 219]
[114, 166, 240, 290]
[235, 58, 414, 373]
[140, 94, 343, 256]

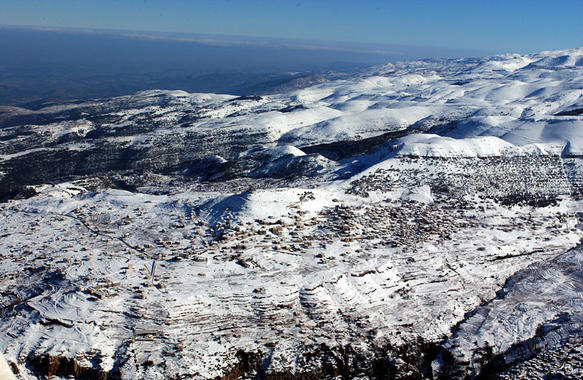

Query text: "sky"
[1, 0, 583, 53]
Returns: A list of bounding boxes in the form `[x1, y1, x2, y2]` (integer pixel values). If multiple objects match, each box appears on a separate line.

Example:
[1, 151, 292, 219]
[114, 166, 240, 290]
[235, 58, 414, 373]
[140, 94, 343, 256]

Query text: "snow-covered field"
[1, 47, 583, 379]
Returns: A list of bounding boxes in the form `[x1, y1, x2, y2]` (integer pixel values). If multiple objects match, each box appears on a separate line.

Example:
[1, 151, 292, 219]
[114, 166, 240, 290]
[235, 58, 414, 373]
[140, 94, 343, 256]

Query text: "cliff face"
[1, 48, 583, 379]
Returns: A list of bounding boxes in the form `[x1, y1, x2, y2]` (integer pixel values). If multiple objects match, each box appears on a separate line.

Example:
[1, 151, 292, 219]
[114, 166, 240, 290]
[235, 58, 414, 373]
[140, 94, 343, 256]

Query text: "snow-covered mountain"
[1, 47, 583, 379]
[2, 47, 583, 192]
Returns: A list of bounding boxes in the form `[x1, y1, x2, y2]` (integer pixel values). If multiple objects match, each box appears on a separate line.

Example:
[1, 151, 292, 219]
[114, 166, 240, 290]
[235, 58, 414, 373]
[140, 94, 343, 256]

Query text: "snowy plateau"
[1, 47, 583, 379]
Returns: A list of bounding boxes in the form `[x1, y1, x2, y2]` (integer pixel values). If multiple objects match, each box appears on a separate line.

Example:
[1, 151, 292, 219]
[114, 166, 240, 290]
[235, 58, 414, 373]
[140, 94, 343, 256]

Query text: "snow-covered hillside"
[1, 48, 583, 379]
[2, 47, 583, 192]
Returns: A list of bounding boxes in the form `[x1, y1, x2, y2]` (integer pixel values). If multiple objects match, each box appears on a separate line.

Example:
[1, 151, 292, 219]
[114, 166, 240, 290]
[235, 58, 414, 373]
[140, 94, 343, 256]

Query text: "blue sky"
[1, 0, 582, 53]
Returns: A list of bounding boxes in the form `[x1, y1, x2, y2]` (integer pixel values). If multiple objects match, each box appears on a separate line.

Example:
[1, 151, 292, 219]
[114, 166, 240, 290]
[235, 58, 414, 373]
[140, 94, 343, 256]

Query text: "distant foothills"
[0, 25, 489, 107]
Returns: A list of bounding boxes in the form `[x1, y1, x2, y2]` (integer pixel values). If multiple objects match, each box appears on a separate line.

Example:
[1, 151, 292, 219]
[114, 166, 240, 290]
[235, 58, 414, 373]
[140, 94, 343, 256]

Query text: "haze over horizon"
[1, 1, 582, 107]
[0, 23, 484, 108]
[2, 0, 583, 53]
[0, 24, 489, 58]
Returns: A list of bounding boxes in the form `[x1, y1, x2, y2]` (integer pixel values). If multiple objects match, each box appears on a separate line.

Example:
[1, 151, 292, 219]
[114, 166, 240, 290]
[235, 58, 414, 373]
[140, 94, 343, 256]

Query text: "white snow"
[0, 353, 15, 380]
[2, 46, 583, 379]
[393, 134, 550, 157]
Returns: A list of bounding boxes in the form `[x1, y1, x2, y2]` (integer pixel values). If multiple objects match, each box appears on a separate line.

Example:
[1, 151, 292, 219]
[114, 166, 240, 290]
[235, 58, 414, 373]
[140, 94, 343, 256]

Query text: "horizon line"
[0, 23, 497, 58]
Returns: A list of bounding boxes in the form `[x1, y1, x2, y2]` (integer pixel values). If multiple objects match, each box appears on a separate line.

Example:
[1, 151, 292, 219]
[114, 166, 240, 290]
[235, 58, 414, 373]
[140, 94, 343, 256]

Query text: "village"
[1, 152, 581, 378]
